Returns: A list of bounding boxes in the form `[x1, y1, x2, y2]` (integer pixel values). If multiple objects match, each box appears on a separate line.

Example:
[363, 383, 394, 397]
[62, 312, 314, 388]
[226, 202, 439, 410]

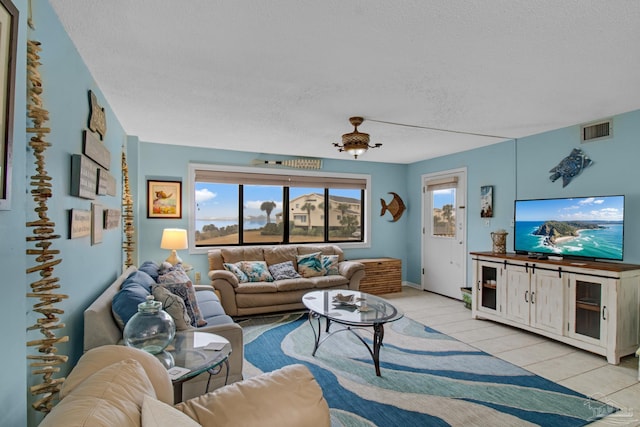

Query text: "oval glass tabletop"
[302, 290, 403, 326]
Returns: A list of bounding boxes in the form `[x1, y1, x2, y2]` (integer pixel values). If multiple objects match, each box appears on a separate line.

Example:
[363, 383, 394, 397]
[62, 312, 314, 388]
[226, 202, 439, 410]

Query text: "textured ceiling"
[49, 1, 640, 163]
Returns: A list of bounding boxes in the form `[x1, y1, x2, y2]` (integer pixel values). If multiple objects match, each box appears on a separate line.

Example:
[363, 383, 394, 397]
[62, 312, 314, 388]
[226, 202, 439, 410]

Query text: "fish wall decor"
[549, 148, 593, 187]
[380, 192, 406, 222]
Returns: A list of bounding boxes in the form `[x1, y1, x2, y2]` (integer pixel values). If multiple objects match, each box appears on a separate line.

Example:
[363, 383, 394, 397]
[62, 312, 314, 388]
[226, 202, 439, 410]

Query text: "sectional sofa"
[83, 264, 244, 400]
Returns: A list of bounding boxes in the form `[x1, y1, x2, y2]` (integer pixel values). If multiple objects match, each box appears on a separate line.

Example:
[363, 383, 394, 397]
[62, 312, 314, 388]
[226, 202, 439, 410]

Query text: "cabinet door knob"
[525, 290, 528, 303]
[602, 305, 607, 320]
[531, 291, 535, 304]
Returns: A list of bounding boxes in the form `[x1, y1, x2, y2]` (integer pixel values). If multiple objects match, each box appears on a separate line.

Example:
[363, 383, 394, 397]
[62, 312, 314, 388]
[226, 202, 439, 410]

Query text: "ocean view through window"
[190, 164, 370, 248]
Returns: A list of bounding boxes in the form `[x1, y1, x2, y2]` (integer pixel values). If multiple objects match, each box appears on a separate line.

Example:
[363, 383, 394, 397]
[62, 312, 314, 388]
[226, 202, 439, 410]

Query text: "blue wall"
[407, 109, 640, 288]
[0, 0, 27, 425]
[2, 2, 639, 426]
[129, 141, 409, 278]
[0, 2, 128, 425]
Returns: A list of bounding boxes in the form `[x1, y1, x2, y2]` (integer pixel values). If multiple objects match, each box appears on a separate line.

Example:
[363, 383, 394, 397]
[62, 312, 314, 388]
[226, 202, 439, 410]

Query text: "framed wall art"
[480, 185, 493, 218]
[91, 203, 103, 245]
[147, 180, 182, 219]
[0, 0, 18, 210]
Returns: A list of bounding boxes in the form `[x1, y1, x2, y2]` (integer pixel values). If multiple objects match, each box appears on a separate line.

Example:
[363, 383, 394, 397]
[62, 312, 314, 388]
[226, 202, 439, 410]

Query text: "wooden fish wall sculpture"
[380, 192, 406, 222]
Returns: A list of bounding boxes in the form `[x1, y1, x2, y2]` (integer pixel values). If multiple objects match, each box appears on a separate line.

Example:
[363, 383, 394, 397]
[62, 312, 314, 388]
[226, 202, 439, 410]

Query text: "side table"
[155, 331, 231, 403]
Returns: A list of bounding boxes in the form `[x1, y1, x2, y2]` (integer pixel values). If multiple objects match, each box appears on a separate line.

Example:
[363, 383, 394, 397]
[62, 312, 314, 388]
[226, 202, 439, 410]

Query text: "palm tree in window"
[260, 201, 277, 224]
[442, 204, 455, 236]
[301, 202, 316, 232]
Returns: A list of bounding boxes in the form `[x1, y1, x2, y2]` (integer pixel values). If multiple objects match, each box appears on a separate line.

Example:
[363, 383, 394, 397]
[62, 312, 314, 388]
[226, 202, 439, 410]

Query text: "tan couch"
[83, 265, 244, 400]
[208, 245, 365, 316]
[39, 345, 330, 427]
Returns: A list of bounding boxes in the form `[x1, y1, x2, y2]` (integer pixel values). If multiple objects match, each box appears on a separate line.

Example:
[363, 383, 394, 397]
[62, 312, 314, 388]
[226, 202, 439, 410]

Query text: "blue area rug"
[241, 312, 617, 427]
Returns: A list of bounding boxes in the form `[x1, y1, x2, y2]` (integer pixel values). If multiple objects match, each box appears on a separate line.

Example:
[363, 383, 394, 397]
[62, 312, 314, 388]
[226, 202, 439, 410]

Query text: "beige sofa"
[84, 265, 244, 400]
[39, 345, 330, 427]
[208, 245, 365, 316]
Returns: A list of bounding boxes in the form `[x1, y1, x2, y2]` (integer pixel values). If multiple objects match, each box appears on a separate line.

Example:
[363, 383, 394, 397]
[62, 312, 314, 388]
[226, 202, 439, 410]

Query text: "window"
[427, 176, 458, 238]
[190, 164, 370, 248]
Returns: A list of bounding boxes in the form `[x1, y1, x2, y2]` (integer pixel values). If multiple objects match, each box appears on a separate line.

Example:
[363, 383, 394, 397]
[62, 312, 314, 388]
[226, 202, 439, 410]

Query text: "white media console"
[471, 252, 640, 364]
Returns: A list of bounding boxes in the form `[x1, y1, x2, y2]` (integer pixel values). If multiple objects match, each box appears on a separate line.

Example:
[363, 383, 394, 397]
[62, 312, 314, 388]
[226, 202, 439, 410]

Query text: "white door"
[422, 169, 467, 299]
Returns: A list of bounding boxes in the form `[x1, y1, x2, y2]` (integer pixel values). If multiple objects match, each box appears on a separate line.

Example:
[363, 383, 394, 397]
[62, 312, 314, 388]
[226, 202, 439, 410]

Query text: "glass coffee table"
[302, 289, 403, 376]
[155, 331, 231, 403]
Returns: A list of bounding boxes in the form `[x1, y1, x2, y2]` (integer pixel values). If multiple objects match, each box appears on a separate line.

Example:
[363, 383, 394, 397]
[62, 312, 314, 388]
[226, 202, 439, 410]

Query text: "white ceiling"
[49, 1, 640, 164]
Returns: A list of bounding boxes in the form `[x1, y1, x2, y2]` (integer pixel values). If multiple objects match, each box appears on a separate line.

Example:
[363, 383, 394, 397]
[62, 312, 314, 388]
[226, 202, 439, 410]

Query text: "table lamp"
[160, 228, 188, 266]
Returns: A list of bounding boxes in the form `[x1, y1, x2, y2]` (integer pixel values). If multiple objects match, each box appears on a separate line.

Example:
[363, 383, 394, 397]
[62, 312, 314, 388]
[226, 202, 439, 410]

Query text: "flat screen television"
[513, 195, 625, 261]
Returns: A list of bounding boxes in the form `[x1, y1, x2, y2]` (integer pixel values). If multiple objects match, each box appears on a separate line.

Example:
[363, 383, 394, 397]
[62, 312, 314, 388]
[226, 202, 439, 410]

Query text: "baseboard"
[402, 281, 421, 290]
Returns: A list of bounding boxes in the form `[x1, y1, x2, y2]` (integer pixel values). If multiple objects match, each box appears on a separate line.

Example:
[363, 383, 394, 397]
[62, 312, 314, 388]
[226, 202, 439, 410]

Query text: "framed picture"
[147, 180, 182, 218]
[0, 0, 18, 210]
[480, 185, 493, 218]
[69, 209, 91, 239]
[91, 203, 103, 245]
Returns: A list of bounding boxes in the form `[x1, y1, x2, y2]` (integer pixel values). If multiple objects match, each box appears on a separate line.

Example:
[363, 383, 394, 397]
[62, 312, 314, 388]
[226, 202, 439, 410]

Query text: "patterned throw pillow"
[322, 255, 340, 275]
[223, 262, 249, 283]
[239, 261, 274, 282]
[296, 252, 325, 278]
[157, 268, 207, 327]
[152, 285, 193, 331]
[268, 261, 302, 280]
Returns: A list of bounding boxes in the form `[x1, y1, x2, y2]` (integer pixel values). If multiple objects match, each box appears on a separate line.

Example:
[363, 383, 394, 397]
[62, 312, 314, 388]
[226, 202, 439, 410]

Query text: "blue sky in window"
[433, 189, 455, 209]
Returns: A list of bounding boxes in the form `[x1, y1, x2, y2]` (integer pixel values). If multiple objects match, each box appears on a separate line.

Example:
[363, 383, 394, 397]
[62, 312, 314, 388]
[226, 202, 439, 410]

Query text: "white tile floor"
[383, 286, 640, 427]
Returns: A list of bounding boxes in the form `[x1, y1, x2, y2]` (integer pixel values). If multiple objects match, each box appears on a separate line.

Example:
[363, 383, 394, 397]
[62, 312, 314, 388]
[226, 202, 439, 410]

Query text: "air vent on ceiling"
[581, 119, 612, 143]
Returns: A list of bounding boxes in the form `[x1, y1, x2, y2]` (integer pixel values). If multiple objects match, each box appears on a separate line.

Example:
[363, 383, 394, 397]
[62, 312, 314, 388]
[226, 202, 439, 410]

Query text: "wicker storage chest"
[354, 258, 402, 295]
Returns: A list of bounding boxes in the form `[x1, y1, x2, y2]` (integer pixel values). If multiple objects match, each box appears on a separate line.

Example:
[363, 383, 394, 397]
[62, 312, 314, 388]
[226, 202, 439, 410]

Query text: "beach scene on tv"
[514, 196, 624, 261]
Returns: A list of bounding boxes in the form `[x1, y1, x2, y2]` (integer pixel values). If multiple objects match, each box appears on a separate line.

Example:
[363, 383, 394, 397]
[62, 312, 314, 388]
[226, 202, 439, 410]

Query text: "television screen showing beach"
[514, 195, 624, 261]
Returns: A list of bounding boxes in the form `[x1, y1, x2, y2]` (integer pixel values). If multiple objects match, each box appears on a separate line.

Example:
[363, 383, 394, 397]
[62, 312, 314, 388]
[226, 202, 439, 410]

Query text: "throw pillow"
[296, 252, 325, 278]
[152, 285, 193, 331]
[223, 262, 249, 283]
[268, 261, 302, 280]
[322, 255, 340, 275]
[157, 269, 207, 327]
[39, 359, 156, 427]
[239, 260, 274, 282]
[157, 262, 190, 283]
[142, 394, 201, 427]
[112, 270, 156, 329]
[139, 260, 161, 281]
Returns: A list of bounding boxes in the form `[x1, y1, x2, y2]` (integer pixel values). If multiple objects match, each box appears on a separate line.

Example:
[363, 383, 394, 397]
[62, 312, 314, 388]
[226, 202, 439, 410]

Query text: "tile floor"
[383, 286, 640, 427]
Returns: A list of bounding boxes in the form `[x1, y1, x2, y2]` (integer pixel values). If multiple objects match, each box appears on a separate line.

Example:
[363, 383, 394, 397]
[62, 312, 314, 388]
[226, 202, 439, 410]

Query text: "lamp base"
[165, 250, 183, 266]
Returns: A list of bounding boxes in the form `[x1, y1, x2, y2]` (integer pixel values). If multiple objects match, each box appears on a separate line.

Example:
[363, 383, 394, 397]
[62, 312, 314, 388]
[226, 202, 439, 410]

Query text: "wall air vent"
[581, 119, 612, 143]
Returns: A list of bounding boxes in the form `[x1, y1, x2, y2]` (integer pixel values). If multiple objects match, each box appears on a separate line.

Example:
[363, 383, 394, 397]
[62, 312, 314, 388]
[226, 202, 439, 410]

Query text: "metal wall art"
[549, 148, 592, 187]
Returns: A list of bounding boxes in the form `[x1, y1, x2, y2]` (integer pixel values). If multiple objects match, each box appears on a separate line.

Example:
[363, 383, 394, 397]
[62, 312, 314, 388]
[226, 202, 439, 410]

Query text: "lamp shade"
[160, 228, 188, 250]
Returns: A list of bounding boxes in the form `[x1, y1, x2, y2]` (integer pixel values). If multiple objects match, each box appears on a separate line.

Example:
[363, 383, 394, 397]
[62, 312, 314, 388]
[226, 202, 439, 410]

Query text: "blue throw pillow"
[139, 261, 161, 281]
[111, 270, 156, 329]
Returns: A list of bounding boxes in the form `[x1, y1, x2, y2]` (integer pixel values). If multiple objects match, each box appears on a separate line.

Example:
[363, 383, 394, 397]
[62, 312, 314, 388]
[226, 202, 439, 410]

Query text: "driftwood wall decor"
[26, 39, 69, 413]
[122, 151, 135, 267]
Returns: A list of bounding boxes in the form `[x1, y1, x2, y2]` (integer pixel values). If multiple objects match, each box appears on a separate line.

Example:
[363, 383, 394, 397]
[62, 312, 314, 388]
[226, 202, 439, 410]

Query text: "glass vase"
[123, 295, 176, 354]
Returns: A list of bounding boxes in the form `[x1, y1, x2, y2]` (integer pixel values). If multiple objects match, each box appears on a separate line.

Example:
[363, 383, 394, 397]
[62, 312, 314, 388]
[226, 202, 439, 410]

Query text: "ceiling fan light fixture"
[333, 117, 382, 159]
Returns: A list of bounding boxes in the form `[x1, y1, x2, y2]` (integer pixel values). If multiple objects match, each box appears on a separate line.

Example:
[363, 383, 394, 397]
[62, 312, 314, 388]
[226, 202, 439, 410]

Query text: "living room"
[3, 1, 640, 426]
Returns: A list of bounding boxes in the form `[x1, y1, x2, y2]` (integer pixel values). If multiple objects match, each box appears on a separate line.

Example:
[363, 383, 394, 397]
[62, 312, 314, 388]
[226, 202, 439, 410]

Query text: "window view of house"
[193, 170, 366, 246]
[432, 188, 456, 238]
